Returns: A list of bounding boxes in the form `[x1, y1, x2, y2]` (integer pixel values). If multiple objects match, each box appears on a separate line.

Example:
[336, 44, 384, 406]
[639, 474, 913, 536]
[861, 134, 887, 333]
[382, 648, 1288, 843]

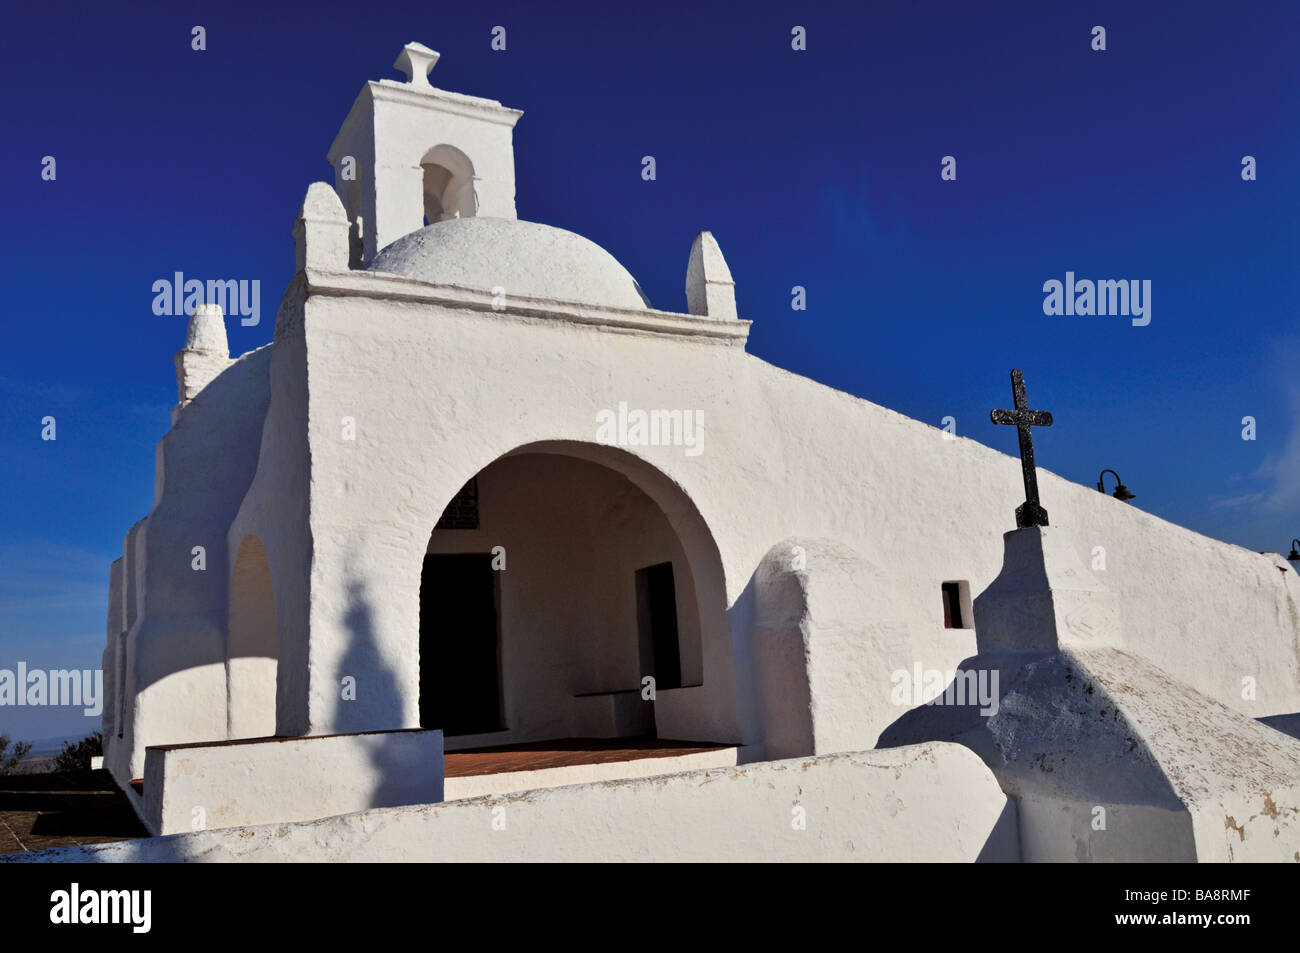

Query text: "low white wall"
[29, 743, 1014, 862]
[747, 536, 916, 760]
[142, 728, 443, 836]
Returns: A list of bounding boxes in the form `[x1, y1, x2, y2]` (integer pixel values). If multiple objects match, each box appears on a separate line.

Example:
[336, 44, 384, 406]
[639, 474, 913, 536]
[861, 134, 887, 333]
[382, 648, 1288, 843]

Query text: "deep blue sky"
[2, 0, 1297, 738]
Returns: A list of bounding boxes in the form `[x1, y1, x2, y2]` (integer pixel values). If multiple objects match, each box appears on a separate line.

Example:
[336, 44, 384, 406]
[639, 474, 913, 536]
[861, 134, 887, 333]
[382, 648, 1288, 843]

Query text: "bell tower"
[326, 42, 524, 265]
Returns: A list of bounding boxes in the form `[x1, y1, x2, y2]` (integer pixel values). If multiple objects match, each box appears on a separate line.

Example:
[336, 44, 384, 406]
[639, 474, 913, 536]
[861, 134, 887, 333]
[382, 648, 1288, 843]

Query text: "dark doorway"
[420, 553, 502, 735]
[636, 562, 682, 691]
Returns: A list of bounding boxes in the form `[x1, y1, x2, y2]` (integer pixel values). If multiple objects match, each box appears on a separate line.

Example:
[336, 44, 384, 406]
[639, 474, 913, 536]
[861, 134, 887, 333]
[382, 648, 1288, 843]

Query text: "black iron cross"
[990, 368, 1053, 528]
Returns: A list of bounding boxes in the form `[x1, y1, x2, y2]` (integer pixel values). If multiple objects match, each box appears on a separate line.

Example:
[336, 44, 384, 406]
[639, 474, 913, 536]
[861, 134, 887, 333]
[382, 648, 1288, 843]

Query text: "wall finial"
[174, 304, 231, 418]
[394, 42, 440, 89]
[294, 181, 350, 272]
[685, 231, 738, 320]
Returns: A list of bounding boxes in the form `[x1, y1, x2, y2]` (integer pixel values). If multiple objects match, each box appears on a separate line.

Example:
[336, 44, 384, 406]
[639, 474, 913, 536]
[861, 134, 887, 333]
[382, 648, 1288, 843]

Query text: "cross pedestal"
[972, 526, 1122, 654]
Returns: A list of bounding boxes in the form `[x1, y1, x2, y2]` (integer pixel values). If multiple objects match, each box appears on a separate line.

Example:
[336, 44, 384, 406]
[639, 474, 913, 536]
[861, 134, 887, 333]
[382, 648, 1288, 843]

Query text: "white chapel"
[86, 43, 1300, 862]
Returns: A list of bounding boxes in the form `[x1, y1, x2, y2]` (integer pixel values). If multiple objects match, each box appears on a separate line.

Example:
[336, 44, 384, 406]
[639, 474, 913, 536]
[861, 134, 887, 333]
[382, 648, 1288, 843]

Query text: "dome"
[366, 217, 650, 310]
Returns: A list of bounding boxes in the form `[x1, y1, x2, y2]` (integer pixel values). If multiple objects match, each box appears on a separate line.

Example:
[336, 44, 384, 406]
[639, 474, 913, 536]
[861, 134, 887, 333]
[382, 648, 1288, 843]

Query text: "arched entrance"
[227, 534, 278, 739]
[417, 442, 730, 749]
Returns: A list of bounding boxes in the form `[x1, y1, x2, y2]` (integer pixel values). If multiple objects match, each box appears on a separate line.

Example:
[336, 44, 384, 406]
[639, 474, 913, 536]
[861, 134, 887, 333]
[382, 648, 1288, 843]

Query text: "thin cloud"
[0, 375, 80, 404]
[1256, 336, 1300, 514]
[1213, 492, 1266, 508]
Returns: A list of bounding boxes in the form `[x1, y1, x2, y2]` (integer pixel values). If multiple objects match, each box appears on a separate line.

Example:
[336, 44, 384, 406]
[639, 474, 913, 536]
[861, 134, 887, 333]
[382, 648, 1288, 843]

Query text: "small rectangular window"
[942, 581, 971, 629]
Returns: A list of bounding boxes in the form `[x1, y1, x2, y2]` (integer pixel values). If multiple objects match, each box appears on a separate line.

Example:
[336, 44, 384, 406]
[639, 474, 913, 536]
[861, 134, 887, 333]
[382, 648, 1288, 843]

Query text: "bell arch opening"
[227, 534, 278, 739]
[416, 442, 732, 750]
[420, 144, 476, 224]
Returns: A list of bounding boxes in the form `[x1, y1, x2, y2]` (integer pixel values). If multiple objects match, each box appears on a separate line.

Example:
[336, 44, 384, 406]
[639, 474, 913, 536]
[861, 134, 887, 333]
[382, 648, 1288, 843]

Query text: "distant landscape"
[1, 733, 97, 775]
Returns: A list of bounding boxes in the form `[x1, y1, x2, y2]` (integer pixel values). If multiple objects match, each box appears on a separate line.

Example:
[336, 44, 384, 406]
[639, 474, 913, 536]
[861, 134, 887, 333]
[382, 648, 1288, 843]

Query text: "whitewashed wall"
[21, 743, 1017, 863]
[291, 279, 1300, 751]
[106, 239, 1300, 789]
[105, 347, 273, 782]
[142, 728, 444, 836]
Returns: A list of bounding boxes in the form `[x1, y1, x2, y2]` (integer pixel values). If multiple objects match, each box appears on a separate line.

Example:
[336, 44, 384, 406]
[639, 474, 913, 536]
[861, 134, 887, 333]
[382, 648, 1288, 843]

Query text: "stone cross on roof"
[990, 368, 1054, 528]
[394, 42, 440, 90]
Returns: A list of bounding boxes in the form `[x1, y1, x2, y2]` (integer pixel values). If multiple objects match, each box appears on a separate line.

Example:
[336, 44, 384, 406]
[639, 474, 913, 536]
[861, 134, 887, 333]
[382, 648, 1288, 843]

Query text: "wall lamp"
[1097, 469, 1136, 502]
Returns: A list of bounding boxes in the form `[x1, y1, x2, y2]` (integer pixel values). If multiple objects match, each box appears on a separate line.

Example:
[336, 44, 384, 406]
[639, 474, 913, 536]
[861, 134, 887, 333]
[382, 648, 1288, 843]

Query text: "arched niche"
[227, 534, 278, 739]
[421, 144, 477, 223]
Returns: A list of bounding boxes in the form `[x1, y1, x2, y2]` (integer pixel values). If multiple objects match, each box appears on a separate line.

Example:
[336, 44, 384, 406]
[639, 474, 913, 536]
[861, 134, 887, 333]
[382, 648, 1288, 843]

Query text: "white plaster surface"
[880, 646, 1300, 862]
[143, 729, 444, 836]
[19, 744, 1016, 862]
[109, 343, 272, 781]
[882, 522, 1300, 861]
[173, 304, 232, 414]
[367, 217, 650, 310]
[183, 303, 229, 354]
[1079, 647, 1300, 863]
[745, 536, 913, 760]
[294, 182, 350, 272]
[685, 230, 737, 319]
[974, 527, 1122, 653]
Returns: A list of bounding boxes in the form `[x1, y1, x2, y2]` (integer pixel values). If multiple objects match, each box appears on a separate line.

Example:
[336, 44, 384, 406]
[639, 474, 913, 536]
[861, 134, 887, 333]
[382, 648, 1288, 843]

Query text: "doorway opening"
[419, 553, 502, 736]
[636, 562, 682, 691]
